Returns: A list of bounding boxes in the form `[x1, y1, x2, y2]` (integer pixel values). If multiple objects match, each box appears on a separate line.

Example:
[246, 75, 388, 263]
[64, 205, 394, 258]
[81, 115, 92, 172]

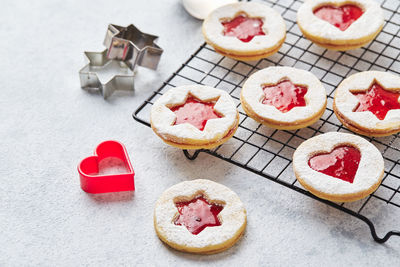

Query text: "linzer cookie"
[202, 2, 286, 61]
[333, 71, 400, 137]
[150, 85, 239, 149]
[154, 179, 246, 254]
[297, 0, 384, 51]
[293, 132, 384, 202]
[240, 67, 327, 130]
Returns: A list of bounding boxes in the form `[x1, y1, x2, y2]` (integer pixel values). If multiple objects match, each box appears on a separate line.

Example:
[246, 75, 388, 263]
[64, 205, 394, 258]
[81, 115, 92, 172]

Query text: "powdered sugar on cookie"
[203, 2, 286, 54]
[334, 71, 400, 132]
[154, 179, 246, 251]
[297, 0, 383, 42]
[241, 66, 327, 124]
[293, 132, 383, 197]
[151, 85, 238, 142]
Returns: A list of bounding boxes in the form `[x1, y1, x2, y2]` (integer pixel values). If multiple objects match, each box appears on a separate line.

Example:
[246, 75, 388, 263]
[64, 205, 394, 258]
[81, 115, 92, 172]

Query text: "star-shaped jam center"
[313, 4, 364, 31]
[170, 96, 222, 131]
[261, 79, 308, 113]
[221, 13, 265, 42]
[174, 196, 224, 235]
[351, 81, 400, 120]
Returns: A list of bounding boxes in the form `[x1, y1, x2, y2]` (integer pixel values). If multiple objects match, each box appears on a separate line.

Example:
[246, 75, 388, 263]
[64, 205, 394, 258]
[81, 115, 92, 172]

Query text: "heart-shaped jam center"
[313, 4, 364, 31]
[170, 97, 221, 131]
[261, 79, 308, 113]
[351, 82, 400, 120]
[222, 14, 265, 42]
[308, 145, 361, 183]
[174, 196, 224, 235]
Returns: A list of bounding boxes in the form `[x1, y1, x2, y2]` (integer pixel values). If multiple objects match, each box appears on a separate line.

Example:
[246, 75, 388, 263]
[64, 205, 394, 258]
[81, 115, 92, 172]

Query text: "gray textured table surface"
[1, 0, 399, 266]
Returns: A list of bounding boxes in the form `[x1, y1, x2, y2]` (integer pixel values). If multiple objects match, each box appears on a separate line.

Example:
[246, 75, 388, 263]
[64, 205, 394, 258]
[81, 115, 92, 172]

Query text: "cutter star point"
[104, 24, 163, 70]
[79, 49, 134, 100]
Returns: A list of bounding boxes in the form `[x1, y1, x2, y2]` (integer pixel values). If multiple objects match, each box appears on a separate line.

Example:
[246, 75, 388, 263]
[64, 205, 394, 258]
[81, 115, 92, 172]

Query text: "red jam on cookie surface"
[313, 4, 364, 31]
[308, 145, 361, 183]
[351, 82, 400, 120]
[261, 79, 308, 113]
[222, 14, 265, 42]
[170, 97, 221, 131]
[174, 196, 224, 235]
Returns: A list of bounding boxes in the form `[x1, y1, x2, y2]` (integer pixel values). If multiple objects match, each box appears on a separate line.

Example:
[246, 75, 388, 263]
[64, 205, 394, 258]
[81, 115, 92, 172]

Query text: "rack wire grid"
[133, 0, 400, 243]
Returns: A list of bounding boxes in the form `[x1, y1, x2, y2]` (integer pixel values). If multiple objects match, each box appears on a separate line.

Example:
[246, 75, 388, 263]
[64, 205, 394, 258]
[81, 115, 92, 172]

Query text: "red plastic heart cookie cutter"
[78, 140, 135, 194]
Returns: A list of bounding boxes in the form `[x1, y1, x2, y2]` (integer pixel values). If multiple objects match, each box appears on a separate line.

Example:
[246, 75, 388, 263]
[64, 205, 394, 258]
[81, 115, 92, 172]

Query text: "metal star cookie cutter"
[79, 49, 135, 99]
[103, 24, 163, 71]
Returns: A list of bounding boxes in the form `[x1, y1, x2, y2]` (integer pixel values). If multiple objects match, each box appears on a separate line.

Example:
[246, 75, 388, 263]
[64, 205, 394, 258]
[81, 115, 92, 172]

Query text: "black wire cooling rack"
[133, 0, 400, 243]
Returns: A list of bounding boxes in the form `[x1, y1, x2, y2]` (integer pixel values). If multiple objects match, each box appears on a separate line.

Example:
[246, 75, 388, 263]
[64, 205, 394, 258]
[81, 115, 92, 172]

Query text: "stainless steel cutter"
[104, 24, 163, 71]
[79, 49, 135, 100]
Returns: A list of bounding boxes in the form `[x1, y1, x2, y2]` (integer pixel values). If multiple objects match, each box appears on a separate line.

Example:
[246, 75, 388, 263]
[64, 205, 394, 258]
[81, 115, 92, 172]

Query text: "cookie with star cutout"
[293, 132, 384, 202]
[150, 85, 239, 149]
[240, 67, 327, 130]
[333, 71, 400, 137]
[297, 0, 384, 51]
[154, 179, 247, 254]
[202, 2, 286, 61]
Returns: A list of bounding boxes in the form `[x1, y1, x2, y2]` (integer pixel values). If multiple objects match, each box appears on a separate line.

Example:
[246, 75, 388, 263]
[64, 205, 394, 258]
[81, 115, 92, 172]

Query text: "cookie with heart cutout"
[202, 2, 286, 61]
[154, 179, 247, 254]
[240, 66, 327, 130]
[150, 85, 239, 149]
[297, 0, 384, 51]
[333, 71, 400, 137]
[293, 132, 384, 202]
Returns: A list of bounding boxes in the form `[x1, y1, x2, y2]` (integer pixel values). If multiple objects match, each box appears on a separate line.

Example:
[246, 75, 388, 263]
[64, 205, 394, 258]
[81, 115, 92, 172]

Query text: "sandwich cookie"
[154, 179, 247, 254]
[293, 132, 384, 202]
[151, 85, 239, 149]
[241, 66, 327, 130]
[202, 2, 286, 61]
[297, 0, 384, 51]
[333, 71, 400, 137]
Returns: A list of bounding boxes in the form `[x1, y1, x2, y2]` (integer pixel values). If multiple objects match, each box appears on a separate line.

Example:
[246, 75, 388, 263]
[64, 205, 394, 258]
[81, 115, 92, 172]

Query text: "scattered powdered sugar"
[98, 157, 130, 175]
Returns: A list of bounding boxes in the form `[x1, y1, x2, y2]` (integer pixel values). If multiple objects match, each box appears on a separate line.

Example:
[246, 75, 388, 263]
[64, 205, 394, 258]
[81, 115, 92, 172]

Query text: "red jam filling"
[261, 79, 307, 113]
[222, 14, 265, 42]
[308, 145, 361, 183]
[352, 82, 400, 120]
[313, 5, 364, 31]
[170, 97, 221, 131]
[174, 196, 224, 235]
